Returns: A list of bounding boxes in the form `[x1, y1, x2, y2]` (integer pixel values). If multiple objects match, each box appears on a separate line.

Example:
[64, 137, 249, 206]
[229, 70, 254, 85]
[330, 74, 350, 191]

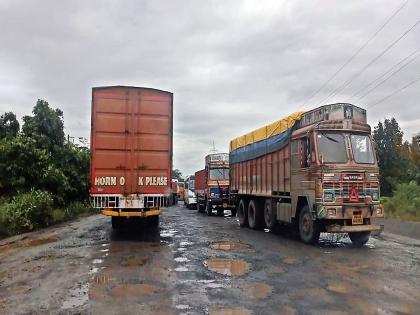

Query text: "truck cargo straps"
[326, 224, 382, 233]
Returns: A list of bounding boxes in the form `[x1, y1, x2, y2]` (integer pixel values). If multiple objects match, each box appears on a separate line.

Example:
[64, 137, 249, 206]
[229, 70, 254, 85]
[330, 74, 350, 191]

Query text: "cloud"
[0, 0, 419, 175]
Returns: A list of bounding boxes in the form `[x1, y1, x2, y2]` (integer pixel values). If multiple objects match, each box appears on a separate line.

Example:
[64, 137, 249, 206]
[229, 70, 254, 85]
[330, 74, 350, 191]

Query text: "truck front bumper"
[326, 224, 382, 233]
[101, 209, 160, 217]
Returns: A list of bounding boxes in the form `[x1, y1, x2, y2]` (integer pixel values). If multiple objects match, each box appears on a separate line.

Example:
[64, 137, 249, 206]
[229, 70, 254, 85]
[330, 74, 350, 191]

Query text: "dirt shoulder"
[373, 218, 420, 240]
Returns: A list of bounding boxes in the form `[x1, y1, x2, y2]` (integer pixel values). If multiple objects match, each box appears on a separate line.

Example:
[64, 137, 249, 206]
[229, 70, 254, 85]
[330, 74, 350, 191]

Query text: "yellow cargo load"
[230, 112, 303, 152]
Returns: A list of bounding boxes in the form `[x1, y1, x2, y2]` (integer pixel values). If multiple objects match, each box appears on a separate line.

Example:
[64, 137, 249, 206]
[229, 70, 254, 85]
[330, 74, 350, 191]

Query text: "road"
[1, 204, 420, 315]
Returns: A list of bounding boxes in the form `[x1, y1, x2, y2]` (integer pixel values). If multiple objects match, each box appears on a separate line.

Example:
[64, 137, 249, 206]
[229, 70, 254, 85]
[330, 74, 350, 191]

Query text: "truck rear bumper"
[101, 209, 160, 217]
[326, 224, 382, 233]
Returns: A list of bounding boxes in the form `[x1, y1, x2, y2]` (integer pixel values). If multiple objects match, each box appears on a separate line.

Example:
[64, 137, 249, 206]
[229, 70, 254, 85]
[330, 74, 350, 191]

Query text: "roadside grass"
[0, 192, 97, 237]
[382, 181, 420, 222]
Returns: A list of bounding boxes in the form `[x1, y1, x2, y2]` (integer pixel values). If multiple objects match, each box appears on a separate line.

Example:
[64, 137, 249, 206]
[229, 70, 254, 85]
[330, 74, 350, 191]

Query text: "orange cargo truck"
[90, 86, 173, 229]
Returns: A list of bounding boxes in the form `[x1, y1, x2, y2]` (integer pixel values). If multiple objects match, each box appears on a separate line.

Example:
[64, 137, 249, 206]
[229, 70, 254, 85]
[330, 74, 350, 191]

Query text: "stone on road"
[0, 205, 419, 314]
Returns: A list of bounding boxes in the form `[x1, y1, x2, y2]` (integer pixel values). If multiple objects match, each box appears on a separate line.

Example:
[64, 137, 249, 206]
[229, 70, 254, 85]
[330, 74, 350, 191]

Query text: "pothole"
[204, 258, 250, 276]
[282, 257, 301, 265]
[111, 283, 161, 296]
[209, 241, 249, 251]
[327, 282, 358, 294]
[243, 282, 273, 300]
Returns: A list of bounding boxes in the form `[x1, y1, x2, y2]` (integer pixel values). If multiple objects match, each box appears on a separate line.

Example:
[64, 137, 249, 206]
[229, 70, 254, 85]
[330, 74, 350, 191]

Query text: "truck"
[229, 103, 384, 246]
[90, 86, 173, 229]
[195, 153, 234, 216]
[184, 175, 197, 209]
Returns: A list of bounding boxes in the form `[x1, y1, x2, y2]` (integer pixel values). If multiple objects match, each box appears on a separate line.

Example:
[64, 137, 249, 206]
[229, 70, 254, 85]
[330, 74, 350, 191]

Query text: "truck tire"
[206, 200, 213, 216]
[197, 202, 203, 213]
[231, 208, 237, 217]
[298, 205, 320, 244]
[264, 199, 277, 230]
[217, 208, 224, 216]
[238, 199, 248, 227]
[248, 200, 264, 230]
[348, 231, 370, 247]
[111, 217, 122, 230]
[149, 216, 159, 227]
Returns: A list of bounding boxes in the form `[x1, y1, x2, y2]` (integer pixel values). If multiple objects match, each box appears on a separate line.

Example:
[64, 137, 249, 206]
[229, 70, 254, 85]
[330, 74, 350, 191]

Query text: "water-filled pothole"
[204, 258, 250, 276]
[209, 241, 249, 251]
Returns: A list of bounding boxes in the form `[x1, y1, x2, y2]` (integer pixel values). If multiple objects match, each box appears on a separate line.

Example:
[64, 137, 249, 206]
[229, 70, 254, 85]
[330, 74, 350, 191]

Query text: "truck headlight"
[324, 192, 334, 202]
[372, 191, 379, 201]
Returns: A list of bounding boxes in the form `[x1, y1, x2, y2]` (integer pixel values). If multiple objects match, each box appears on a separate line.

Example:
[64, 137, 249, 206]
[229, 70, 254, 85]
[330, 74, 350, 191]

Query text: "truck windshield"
[317, 133, 348, 163]
[350, 134, 375, 164]
[209, 168, 229, 180]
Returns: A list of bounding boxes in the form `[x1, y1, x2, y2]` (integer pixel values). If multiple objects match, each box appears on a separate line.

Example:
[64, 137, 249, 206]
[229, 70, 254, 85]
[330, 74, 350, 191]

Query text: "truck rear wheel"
[238, 199, 248, 227]
[197, 202, 204, 213]
[264, 199, 277, 230]
[206, 200, 213, 216]
[111, 216, 122, 230]
[298, 205, 320, 244]
[248, 200, 264, 230]
[348, 231, 370, 247]
[217, 208, 224, 216]
[231, 208, 237, 217]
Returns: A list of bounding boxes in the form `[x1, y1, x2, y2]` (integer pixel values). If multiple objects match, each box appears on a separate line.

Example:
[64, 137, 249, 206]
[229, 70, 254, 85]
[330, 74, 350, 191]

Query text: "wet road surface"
[1, 204, 420, 314]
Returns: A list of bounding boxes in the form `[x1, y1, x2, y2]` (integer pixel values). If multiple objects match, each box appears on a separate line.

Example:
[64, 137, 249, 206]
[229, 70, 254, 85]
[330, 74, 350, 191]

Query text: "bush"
[383, 181, 420, 221]
[1, 190, 53, 235]
[63, 202, 96, 220]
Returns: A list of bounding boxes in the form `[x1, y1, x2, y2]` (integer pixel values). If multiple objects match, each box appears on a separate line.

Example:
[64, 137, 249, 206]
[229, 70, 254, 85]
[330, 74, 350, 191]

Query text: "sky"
[0, 0, 419, 175]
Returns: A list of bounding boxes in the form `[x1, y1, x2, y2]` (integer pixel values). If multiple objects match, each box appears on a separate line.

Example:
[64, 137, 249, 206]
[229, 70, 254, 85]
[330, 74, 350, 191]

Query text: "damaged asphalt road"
[0, 205, 420, 315]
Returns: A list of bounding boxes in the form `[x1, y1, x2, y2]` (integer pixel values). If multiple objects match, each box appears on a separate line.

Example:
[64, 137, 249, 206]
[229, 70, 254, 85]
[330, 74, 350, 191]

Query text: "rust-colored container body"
[230, 146, 291, 196]
[194, 169, 205, 193]
[90, 86, 173, 213]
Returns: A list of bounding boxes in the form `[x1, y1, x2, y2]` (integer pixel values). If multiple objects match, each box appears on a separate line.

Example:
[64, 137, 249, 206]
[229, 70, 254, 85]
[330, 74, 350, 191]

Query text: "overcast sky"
[0, 0, 419, 175]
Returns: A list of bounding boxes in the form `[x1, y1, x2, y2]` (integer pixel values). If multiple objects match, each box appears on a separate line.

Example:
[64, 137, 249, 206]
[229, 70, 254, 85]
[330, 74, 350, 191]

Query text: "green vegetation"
[0, 100, 95, 237]
[373, 118, 420, 221]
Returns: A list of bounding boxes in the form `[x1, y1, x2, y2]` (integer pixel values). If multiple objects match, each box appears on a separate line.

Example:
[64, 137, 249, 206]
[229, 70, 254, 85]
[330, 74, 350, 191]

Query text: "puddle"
[1, 236, 58, 251]
[61, 283, 89, 310]
[278, 305, 296, 315]
[111, 283, 161, 296]
[282, 257, 301, 265]
[92, 259, 103, 264]
[176, 304, 190, 310]
[174, 266, 189, 272]
[99, 248, 109, 253]
[122, 257, 150, 267]
[92, 275, 115, 284]
[180, 241, 193, 246]
[89, 267, 99, 275]
[204, 258, 250, 276]
[176, 247, 187, 251]
[209, 306, 252, 315]
[327, 282, 358, 294]
[268, 266, 285, 274]
[174, 257, 189, 263]
[209, 241, 249, 251]
[243, 282, 273, 300]
[27, 237, 59, 247]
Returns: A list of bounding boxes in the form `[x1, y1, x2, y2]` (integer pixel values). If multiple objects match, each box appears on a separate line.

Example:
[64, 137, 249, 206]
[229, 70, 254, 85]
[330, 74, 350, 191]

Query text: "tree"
[22, 99, 65, 150]
[0, 112, 19, 139]
[173, 169, 184, 182]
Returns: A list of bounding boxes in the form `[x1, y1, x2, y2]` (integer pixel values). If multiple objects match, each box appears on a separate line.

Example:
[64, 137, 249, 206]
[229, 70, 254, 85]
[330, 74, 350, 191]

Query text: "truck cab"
[196, 153, 232, 216]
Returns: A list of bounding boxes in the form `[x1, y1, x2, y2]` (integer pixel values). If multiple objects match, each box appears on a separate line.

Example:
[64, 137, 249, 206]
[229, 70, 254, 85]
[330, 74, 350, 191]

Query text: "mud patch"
[204, 258, 249, 276]
[0, 236, 58, 251]
[122, 257, 150, 267]
[327, 282, 358, 294]
[278, 305, 296, 315]
[243, 282, 272, 300]
[209, 306, 252, 315]
[209, 241, 249, 251]
[111, 283, 161, 296]
[268, 266, 285, 274]
[282, 256, 301, 265]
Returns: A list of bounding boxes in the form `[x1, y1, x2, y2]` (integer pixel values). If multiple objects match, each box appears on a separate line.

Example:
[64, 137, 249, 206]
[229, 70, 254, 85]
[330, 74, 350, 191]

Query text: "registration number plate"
[352, 214, 363, 225]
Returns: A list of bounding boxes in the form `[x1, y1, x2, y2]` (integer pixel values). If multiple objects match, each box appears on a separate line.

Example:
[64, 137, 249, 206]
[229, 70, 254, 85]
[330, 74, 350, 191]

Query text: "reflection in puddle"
[92, 275, 115, 284]
[61, 283, 89, 310]
[209, 306, 251, 315]
[174, 266, 189, 272]
[92, 259, 103, 264]
[180, 241, 193, 246]
[204, 258, 250, 276]
[99, 248, 109, 253]
[122, 257, 150, 267]
[174, 257, 189, 263]
[111, 283, 160, 296]
[209, 242, 249, 251]
[176, 304, 190, 310]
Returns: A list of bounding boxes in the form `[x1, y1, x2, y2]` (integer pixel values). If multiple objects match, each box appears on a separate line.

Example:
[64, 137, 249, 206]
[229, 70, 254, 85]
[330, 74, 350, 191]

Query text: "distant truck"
[195, 153, 233, 216]
[90, 86, 173, 229]
[229, 103, 384, 246]
[184, 175, 197, 209]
